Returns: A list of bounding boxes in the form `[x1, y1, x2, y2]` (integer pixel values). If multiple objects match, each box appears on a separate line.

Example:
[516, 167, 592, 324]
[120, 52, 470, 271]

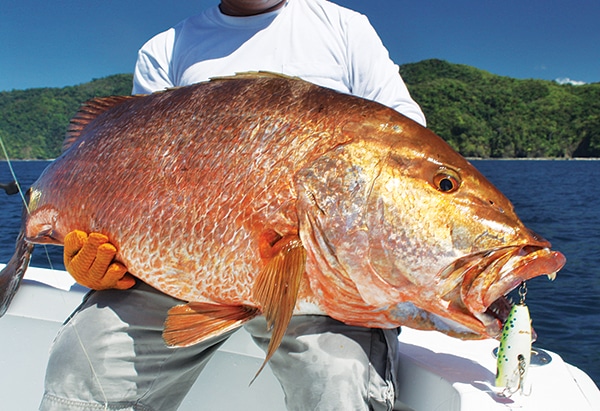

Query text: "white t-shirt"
[133, 0, 426, 125]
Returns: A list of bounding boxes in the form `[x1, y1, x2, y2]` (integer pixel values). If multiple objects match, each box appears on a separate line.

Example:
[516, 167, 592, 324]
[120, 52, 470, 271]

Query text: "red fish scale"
[28, 76, 364, 306]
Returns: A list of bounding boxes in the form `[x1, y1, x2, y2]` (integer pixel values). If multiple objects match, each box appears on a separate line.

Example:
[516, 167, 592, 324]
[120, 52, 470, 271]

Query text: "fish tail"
[0, 209, 34, 316]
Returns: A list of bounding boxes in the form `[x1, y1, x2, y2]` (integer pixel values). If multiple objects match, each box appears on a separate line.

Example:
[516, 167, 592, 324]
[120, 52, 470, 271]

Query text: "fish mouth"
[438, 245, 566, 338]
[478, 295, 525, 339]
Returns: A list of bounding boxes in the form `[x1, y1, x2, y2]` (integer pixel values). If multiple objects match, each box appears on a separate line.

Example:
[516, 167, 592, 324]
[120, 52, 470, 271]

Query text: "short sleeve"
[344, 15, 426, 126]
[132, 29, 177, 95]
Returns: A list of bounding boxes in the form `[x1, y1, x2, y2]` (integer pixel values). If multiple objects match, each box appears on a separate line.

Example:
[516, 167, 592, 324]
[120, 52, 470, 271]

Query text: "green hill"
[0, 74, 132, 159]
[0, 61, 598, 159]
[400, 59, 600, 158]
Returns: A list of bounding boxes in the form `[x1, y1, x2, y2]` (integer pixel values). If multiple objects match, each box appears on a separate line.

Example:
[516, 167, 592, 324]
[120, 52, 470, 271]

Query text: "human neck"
[219, 0, 286, 16]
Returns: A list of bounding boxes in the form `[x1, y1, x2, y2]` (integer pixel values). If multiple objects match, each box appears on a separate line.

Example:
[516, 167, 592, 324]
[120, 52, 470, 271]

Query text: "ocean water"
[1, 159, 599, 387]
[473, 159, 600, 388]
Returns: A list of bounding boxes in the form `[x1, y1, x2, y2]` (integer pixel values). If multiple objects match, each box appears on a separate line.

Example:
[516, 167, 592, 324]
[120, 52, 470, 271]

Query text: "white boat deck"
[1, 265, 598, 410]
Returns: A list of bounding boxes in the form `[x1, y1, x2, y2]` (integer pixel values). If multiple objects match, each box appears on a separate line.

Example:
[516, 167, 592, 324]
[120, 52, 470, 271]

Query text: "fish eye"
[433, 169, 461, 193]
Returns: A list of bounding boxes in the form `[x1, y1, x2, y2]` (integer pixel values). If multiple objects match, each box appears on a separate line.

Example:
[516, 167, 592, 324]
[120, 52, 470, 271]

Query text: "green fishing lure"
[495, 300, 532, 395]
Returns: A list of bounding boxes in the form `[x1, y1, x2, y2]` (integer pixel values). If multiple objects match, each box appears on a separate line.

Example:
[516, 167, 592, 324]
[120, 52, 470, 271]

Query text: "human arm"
[345, 14, 426, 126]
[132, 29, 177, 95]
[63, 230, 136, 290]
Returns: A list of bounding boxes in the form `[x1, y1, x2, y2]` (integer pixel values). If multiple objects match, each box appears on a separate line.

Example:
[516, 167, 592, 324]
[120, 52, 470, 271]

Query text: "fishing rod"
[0, 138, 29, 209]
[0, 181, 19, 195]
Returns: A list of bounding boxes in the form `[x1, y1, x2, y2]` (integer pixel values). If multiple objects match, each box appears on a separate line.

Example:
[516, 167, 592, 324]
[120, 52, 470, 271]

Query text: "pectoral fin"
[163, 303, 259, 347]
[252, 234, 306, 380]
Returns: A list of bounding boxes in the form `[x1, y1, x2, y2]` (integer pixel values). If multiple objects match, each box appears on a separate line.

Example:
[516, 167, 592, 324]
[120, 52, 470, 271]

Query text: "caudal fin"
[0, 207, 34, 317]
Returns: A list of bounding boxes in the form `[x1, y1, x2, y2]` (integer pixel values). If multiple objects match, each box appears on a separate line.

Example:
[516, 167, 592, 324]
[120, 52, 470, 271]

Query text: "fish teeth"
[547, 272, 557, 281]
[489, 304, 500, 315]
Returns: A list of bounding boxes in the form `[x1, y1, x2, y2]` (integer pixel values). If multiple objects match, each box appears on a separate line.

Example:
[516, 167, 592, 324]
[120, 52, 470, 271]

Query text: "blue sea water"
[1, 159, 599, 387]
[473, 159, 600, 388]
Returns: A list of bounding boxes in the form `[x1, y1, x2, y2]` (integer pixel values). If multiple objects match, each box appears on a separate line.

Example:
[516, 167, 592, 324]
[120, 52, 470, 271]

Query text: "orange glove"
[63, 230, 136, 290]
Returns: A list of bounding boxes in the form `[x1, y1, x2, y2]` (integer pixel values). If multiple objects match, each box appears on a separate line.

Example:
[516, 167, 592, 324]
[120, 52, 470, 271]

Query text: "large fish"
[0, 73, 565, 365]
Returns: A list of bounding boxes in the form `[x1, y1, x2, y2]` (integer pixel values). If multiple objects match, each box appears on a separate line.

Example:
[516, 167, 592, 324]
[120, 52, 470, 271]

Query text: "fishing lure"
[495, 283, 532, 396]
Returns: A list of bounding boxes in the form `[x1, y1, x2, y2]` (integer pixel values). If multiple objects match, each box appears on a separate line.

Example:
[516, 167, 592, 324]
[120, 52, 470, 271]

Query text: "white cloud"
[555, 77, 586, 86]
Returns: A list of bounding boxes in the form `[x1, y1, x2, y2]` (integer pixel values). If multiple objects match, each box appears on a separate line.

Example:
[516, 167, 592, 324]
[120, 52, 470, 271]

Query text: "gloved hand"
[63, 230, 136, 290]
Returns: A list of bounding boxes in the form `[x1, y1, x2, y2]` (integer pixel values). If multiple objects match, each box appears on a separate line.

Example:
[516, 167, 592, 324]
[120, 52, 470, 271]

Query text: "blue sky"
[1, 0, 598, 91]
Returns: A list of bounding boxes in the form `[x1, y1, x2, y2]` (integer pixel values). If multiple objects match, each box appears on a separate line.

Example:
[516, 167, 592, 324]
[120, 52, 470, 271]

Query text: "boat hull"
[1, 265, 598, 410]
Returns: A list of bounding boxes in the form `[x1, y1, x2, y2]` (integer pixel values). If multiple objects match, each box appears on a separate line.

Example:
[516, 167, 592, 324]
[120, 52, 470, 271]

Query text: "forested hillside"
[0, 75, 132, 159]
[0, 60, 598, 159]
[400, 59, 600, 158]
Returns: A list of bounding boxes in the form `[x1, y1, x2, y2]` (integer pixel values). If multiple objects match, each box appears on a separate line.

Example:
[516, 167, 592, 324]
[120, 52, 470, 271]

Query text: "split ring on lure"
[495, 302, 533, 396]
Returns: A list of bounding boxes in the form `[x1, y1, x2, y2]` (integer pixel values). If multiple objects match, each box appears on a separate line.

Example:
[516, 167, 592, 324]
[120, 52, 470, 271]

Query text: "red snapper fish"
[0, 73, 565, 365]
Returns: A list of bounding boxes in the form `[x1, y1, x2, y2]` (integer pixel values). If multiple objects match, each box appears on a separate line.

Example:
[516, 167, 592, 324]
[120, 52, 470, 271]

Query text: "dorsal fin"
[209, 71, 300, 83]
[62, 95, 139, 152]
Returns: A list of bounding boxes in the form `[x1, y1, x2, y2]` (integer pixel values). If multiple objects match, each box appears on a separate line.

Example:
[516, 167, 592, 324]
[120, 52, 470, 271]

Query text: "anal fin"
[163, 303, 259, 347]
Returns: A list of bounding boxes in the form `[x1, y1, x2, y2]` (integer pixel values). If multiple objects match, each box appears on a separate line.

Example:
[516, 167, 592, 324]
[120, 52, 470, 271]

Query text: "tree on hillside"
[0, 74, 132, 159]
[401, 59, 599, 158]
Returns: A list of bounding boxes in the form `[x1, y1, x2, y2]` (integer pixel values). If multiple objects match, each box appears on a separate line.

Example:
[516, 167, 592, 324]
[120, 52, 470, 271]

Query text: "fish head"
[296, 113, 565, 339]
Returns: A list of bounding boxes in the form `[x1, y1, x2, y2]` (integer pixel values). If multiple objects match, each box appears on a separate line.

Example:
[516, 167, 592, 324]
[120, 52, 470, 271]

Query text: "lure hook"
[518, 281, 527, 305]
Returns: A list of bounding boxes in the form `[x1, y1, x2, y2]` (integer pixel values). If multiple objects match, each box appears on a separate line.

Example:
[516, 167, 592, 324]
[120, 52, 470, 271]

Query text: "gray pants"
[40, 282, 400, 411]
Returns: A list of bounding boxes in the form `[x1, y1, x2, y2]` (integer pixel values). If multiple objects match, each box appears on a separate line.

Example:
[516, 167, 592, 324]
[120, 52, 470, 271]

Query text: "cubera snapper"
[0, 72, 565, 366]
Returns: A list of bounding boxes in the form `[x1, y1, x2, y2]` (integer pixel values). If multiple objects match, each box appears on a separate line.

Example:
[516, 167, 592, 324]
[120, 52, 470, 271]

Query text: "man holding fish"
[40, 1, 426, 410]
